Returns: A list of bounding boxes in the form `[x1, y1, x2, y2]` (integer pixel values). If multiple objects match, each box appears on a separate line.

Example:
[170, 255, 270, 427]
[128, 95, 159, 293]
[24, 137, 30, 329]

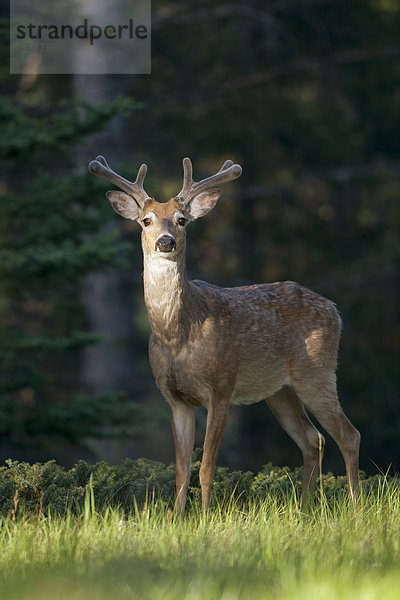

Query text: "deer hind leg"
[266, 386, 325, 503]
[292, 373, 361, 499]
[170, 401, 195, 516]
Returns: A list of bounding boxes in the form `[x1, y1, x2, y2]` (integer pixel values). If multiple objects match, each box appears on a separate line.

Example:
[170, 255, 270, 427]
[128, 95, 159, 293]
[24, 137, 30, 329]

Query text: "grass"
[0, 479, 400, 600]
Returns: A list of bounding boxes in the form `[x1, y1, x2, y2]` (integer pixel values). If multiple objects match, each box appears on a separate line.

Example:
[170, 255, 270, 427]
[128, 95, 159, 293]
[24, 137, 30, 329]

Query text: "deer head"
[88, 156, 242, 260]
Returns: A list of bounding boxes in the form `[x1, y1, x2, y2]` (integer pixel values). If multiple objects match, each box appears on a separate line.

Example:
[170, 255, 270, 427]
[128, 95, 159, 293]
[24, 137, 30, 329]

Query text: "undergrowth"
[0, 455, 395, 518]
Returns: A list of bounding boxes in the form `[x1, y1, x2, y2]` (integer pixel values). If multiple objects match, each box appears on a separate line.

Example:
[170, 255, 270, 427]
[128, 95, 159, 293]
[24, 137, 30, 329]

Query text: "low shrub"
[0, 454, 395, 518]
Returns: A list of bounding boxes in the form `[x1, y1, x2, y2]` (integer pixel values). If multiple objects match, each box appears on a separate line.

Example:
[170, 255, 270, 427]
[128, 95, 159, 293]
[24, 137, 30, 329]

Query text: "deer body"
[89, 155, 360, 514]
[147, 274, 340, 407]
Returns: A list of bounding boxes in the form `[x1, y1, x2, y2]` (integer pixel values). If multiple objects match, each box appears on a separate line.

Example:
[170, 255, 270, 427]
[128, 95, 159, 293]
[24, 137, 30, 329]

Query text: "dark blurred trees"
[128, 0, 399, 474]
[0, 85, 148, 460]
[0, 0, 399, 472]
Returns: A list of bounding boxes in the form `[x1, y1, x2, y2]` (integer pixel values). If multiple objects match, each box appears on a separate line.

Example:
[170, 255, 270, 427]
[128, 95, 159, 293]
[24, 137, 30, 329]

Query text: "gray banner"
[10, 0, 151, 74]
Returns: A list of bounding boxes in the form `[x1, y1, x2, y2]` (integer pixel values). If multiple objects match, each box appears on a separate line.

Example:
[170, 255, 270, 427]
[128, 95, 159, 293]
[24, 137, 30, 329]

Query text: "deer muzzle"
[155, 235, 176, 253]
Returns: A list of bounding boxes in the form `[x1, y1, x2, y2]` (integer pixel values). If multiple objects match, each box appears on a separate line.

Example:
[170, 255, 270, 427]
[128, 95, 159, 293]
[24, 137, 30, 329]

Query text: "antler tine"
[219, 160, 234, 171]
[177, 157, 242, 206]
[136, 163, 148, 189]
[177, 157, 194, 199]
[88, 156, 149, 208]
[95, 155, 109, 167]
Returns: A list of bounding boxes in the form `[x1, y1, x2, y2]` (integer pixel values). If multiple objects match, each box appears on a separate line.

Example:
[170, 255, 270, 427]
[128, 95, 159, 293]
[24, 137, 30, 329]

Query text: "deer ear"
[106, 191, 141, 220]
[188, 189, 222, 219]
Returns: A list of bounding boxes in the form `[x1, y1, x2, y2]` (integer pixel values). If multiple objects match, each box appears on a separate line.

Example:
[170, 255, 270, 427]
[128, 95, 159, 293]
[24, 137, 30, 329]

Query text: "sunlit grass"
[0, 480, 400, 599]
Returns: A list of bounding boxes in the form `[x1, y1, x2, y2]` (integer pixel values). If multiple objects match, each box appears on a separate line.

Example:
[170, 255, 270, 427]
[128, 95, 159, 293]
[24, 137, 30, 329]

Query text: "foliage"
[0, 456, 393, 518]
[0, 96, 139, 452]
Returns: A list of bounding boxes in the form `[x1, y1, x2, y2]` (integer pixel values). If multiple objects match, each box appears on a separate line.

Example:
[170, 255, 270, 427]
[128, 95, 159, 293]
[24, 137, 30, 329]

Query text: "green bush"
[0, 454, 397, 518]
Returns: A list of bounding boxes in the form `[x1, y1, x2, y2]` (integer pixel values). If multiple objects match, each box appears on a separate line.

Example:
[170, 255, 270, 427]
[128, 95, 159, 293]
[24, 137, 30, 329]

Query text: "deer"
[88, 154, 361, 514]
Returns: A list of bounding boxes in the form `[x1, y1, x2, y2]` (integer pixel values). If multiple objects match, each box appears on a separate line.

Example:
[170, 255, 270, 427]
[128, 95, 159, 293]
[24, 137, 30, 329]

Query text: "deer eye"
[177, 217, 187, 227]
[142, 218, 152, 227]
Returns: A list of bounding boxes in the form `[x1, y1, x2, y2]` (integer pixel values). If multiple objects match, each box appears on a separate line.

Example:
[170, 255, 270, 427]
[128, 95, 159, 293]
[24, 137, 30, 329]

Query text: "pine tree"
[0, 88, 144, 456]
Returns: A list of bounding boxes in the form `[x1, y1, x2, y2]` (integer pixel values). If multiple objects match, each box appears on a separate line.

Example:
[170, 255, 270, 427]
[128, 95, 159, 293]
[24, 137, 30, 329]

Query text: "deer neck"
[143, 250, 194, 346]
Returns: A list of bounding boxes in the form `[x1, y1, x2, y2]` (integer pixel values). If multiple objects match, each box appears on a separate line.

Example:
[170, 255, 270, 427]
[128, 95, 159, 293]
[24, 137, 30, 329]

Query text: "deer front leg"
[170, 401, 195, 516]
[200, 402, 229, 513]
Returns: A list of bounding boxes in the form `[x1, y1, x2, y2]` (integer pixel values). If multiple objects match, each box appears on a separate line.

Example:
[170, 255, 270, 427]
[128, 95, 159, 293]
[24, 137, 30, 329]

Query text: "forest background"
[1, 0, 399, 477]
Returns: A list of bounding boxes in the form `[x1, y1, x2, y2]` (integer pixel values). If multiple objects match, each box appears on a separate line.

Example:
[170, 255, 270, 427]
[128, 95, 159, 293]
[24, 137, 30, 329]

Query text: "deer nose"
[155, 235, 176, 253]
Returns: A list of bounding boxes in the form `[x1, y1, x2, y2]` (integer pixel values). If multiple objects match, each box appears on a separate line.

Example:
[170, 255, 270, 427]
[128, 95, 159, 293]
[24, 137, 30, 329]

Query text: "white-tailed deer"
[89, 155, 360, 513]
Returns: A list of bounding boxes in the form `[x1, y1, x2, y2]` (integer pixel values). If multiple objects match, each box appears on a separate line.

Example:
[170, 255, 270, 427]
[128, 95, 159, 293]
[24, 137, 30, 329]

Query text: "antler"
[177, 158, 242, 206]
[88, 155, 149, 208]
